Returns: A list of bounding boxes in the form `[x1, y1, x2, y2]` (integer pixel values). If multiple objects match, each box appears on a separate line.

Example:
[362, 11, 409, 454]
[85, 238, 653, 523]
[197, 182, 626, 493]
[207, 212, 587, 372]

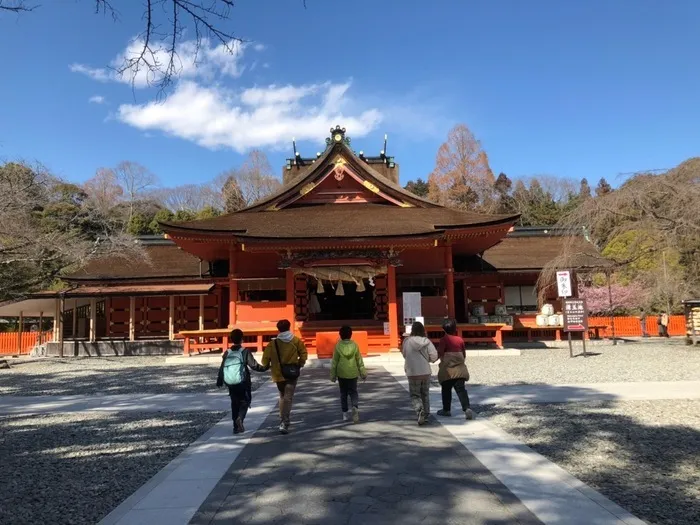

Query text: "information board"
[563, 298, 589, 332]
[557, 270, 573, 298]
[402, 292, 422, 325]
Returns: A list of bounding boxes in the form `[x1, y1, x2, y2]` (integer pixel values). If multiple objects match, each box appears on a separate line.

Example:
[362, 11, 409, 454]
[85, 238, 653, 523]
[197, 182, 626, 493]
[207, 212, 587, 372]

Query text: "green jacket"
[330, 340, 366, 381]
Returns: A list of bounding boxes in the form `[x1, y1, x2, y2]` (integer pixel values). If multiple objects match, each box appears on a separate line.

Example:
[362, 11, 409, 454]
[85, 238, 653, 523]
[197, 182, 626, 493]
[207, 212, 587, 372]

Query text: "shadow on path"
[191, 368, 541, 525]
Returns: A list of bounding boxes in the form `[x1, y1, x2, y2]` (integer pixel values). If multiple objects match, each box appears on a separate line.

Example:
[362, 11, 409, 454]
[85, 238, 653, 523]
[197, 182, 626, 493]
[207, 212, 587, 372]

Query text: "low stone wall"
[43, 340, 184, 357]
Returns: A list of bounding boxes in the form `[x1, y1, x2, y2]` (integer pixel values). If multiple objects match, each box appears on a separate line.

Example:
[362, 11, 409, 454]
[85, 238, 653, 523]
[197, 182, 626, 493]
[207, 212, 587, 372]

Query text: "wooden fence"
[0, 331, 53, 355]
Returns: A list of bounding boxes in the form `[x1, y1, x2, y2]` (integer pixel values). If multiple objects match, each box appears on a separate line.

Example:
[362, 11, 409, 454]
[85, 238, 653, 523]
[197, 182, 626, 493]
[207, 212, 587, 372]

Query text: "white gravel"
[479, 400, 700, 525]
[0, 411, 224, 525]
[466, 343, 700, 385]
[0, 356, 269, 396]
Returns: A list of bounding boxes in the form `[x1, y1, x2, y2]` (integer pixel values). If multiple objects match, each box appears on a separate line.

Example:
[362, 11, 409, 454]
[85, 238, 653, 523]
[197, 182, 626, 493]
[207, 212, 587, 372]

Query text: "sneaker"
[279, 423, 289, 435]
[417, 408, 427, 426]
[342, 411, 350, 422]
[352, 407, 360, 424]
[235, 417, 245, 433]
[465, 409, 475, 420]
[437, 409, 452, 417]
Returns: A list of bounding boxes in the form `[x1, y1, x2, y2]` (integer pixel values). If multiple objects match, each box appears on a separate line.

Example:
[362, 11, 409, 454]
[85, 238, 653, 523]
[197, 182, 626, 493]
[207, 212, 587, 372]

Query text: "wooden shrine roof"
[66, 244, 203, 281]
[162, 203, 518, 239]
[482, 234, 604, 271]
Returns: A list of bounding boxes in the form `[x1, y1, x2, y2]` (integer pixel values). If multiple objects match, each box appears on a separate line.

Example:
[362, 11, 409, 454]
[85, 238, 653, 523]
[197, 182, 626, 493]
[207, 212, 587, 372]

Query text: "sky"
[1, 0, 699, 190]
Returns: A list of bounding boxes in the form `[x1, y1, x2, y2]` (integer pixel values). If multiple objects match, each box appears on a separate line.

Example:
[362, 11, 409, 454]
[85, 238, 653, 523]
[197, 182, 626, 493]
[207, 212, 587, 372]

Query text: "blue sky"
[1, 0, 699, 189]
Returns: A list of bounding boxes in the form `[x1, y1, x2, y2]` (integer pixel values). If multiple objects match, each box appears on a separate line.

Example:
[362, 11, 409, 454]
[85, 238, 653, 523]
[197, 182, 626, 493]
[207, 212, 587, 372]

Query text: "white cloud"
[89, 95, 105, 104]
[253, 43, 266, 52]
[70, 64, 111, 82]
[71, 38, 246, 88]
[117, 80, 382, 152]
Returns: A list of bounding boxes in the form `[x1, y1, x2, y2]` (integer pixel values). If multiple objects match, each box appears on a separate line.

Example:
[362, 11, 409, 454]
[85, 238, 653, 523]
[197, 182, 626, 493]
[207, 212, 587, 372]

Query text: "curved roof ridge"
[241, 141, 439, 212]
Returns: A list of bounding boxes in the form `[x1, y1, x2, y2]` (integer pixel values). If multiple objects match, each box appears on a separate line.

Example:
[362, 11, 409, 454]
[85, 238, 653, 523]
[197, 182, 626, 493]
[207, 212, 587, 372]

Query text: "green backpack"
[223, 348, 247, 386]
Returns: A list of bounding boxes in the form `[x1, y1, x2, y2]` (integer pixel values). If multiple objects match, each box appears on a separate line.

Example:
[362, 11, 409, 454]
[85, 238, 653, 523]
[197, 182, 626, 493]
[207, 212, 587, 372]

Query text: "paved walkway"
[2, 379, 699, 415]
[190, 368, 541, 525]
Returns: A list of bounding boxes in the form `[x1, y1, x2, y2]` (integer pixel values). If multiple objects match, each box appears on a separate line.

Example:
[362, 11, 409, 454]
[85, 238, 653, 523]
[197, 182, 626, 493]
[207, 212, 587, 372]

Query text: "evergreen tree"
[595, 178, 613, 196]
[404, 178, 430, 198]
[579, 178, 592, 199]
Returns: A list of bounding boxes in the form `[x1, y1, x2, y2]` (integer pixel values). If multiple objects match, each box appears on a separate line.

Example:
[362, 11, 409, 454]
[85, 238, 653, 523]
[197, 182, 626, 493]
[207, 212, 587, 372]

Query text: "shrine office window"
[504, 285, 538, 314]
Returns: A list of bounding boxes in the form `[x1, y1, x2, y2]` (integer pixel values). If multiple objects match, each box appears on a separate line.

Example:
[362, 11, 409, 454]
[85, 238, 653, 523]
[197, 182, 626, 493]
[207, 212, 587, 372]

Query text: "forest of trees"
[0, 151, 280, 301]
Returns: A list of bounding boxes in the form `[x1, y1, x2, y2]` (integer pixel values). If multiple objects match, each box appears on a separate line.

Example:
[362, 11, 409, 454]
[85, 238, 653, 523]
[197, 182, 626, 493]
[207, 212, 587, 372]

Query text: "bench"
[177, 326, 278, 356]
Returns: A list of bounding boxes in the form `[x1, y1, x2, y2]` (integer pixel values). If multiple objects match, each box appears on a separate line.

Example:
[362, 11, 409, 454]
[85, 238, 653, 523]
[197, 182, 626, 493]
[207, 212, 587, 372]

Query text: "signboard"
[404, 316, 424, 337]
[383, 322, 390, 336]
[556, 270, 573, 298]
[402, 292, 422, 326]
[563, 298, 589, 332]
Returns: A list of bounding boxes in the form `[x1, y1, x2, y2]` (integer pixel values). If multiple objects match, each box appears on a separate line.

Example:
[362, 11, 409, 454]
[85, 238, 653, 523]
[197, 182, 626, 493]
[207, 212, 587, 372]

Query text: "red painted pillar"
[228, 245, 238, 328]
[388, 265, 399, 349]
[444, 243, 456, 320]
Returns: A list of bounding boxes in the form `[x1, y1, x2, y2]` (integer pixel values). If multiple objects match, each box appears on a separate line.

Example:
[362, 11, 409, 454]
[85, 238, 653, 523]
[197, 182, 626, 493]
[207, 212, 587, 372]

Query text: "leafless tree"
[0, 161, 142, 300]
[538, 158, 700, 308]
[152, 183, 221, 212]
[112, 161, 159, 225]
[83, 167, 124, 215]
[216, 150, 281, 212]
[1, 1, 301, 93]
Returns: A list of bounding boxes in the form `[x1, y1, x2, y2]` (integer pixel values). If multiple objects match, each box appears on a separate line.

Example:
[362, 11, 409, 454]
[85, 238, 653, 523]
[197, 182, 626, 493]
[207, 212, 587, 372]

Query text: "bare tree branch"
[0, 0, 37, 13]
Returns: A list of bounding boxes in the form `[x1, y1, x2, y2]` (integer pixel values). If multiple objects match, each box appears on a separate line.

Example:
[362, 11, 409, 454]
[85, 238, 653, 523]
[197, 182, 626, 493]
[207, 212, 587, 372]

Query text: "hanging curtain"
[294, 265, 386, 284]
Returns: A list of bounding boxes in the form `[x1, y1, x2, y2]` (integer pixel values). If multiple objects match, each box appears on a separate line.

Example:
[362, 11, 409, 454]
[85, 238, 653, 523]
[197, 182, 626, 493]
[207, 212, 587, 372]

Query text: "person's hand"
[361, 375, 367, 383]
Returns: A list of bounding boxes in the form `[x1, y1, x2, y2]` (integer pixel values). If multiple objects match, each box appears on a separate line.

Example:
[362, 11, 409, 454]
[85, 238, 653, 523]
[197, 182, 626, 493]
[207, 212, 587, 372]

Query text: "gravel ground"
[0, 356, 269, 396]
[466, 343, 700, 385]
[479, 400, 700, 525]
[0, 410, 224, 525]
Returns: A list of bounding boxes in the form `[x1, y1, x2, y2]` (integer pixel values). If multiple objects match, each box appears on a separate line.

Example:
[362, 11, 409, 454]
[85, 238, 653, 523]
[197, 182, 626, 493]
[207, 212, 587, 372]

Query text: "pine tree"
[579, 178, 592, 199]
[595, 178, 613, 196]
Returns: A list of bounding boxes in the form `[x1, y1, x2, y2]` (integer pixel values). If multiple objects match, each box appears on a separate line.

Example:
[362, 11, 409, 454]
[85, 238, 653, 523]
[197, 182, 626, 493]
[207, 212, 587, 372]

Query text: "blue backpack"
[223, 348, 247, 386]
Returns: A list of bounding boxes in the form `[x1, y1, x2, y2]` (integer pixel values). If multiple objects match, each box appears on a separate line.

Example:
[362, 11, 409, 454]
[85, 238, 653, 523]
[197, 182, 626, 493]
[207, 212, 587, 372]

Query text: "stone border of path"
[97, 383, 279, 525]
[391, 375, 648, 525]
[3, 380, 699, 416]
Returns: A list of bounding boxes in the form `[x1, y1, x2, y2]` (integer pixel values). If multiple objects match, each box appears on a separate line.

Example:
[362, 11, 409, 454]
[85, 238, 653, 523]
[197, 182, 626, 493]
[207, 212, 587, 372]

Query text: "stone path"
[190, 369, 542, 525]
[2, 379, 699, 415]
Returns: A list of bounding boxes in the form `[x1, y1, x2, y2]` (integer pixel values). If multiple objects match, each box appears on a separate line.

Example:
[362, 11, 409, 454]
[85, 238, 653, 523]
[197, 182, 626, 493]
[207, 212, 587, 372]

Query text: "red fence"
[588, 315, 685, 337]
[0, 331, 53, 355]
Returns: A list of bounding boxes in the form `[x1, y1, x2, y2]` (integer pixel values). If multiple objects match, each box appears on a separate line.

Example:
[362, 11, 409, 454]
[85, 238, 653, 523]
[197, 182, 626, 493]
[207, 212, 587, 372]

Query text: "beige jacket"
[401, 336, 438, 379]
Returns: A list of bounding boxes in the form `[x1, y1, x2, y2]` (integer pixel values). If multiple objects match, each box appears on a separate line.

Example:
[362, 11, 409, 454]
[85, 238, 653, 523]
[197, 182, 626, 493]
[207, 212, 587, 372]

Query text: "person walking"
[261, 319, 308, 434]
[639, 310, 648, 338]
[401, 321, 438, 426]
[435, 320, 474, 421]
[330, 325, 367, 424]
[660, 312, 670, 338]
[216, 329, 268, 434]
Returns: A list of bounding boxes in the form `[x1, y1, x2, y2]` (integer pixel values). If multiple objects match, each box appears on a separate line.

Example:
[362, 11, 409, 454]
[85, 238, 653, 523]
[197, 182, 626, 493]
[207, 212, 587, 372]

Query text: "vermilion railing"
[588, 315, 685, 337]
[0, 331, 53, 355]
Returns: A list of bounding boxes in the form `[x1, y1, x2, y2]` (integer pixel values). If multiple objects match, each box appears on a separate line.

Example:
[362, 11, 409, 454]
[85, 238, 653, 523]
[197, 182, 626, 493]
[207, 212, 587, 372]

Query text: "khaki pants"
[408, 378, 430, 417]
[276, 379, 297, 426]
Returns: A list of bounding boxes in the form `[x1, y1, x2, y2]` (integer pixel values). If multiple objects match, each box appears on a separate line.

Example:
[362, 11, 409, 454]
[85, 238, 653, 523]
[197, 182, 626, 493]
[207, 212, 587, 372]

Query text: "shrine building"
[0, 126, 601, 357]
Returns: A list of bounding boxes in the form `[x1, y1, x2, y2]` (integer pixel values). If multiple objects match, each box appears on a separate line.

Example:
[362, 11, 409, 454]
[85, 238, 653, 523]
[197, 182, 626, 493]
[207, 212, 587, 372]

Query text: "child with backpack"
[217, 329, 268, 434]
[330, 325, 367, 424]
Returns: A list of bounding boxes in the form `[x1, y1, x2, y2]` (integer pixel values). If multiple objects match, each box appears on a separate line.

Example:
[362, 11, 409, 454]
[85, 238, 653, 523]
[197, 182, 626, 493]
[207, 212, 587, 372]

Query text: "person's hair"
[276, 319, 291, 332]
[339, 325, 352, 340]
[411, 321, 426, 337]
[230, 328, 244, 345]
[442, 319, 457, 335]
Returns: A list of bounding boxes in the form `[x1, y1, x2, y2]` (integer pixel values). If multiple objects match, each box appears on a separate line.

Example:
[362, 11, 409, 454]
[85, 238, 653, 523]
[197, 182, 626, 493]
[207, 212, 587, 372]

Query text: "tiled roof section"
[66, 244, 202, 281]
[33, 283, 214, 297]
[483, 234, 604, 270]
[163, 204, 518, 239]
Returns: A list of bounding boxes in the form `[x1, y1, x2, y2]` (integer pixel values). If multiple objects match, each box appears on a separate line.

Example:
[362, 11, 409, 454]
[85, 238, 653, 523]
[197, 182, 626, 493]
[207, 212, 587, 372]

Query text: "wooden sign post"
[563, 298, 589, 358]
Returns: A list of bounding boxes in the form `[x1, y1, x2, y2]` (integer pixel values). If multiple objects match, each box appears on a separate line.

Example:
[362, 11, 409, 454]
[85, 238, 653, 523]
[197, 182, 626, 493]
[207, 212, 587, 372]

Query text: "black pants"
[441, 378, 470, 412]
[338, 378, 359, 412]
[228, 383, 249, 423]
